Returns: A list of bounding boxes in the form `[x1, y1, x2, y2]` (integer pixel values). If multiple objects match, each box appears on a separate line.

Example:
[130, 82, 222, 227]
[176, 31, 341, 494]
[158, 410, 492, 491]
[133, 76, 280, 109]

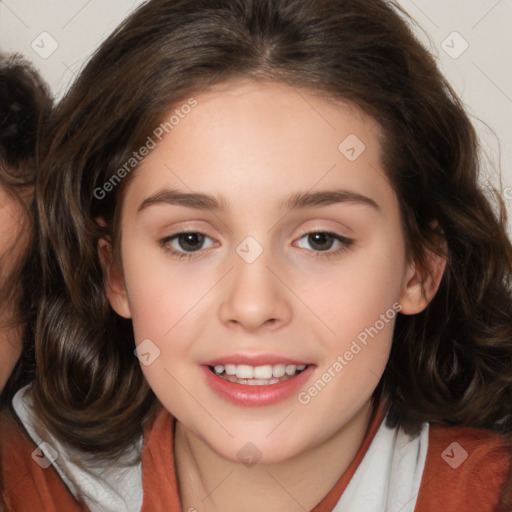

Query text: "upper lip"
[202, 354, 312, 367]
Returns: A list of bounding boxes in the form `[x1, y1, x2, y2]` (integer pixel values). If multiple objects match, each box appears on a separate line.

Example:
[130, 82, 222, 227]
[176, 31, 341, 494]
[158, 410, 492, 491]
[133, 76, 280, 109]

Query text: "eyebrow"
[137, 188, 380, 212]
[138, 188, 227, 212]
[282, 190, 379, 211]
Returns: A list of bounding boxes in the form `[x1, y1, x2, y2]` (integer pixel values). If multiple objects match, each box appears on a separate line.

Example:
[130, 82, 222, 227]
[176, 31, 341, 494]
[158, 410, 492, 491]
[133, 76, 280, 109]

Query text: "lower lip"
[201, 365, 315, 406]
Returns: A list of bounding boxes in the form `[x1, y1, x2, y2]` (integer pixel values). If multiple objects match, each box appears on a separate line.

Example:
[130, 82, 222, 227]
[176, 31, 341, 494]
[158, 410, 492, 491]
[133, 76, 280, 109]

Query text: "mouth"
[201, 359, 315, 406]
[207, 363, 309, 386]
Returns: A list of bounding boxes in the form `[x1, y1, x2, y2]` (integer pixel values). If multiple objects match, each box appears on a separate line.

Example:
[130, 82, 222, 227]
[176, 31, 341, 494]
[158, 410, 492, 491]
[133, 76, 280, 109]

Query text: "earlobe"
[97, 237, 132, 319]
[398, 246, 447, 316]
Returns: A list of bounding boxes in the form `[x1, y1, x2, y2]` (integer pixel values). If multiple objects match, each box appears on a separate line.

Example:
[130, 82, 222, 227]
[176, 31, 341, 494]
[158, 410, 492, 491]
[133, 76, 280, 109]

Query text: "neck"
[175, 400, 375, 512]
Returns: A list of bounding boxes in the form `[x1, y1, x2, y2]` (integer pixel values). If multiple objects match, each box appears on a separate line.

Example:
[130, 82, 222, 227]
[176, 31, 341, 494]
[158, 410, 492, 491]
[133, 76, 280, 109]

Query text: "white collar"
[14, 384, 428, 512]
[13, 384, 143, 512]
[333, 413, 428, 511]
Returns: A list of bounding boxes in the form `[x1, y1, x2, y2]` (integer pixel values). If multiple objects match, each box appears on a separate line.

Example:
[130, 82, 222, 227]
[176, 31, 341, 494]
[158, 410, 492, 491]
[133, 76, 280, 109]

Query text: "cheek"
[121, 244, 205, 413]
[294, 245, 403, 435]
[304, 238, 405, 344]
[121, 235, 209, 349]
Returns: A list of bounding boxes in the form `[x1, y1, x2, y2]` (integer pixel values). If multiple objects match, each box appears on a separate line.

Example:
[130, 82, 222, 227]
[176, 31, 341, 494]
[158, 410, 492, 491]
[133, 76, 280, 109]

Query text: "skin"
[0, 184, 30, 391]
[101, 79, 446, 511]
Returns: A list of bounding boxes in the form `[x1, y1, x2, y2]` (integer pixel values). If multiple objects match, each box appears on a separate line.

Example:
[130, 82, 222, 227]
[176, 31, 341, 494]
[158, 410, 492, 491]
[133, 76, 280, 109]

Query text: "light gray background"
[1, 0, 511, 228]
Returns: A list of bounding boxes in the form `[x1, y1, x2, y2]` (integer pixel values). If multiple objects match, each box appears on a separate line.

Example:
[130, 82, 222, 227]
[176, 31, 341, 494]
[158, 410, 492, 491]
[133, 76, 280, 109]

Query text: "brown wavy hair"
[0, 54, 52, 407]
[33, 0, 512, 460]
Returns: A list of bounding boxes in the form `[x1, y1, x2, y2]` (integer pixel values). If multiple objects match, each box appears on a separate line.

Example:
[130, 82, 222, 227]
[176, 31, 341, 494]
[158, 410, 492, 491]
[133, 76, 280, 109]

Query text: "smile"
[209, 363, 308, 385]
[202, 362, 315, 406]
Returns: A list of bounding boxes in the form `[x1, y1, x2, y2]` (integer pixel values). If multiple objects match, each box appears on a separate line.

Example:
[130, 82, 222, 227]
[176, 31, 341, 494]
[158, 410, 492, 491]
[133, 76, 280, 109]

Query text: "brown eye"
[160, 231, 216, 258]
[295, 231, 354, 257]
[176, 232, 205, 252]
[307, 233, 336, 251]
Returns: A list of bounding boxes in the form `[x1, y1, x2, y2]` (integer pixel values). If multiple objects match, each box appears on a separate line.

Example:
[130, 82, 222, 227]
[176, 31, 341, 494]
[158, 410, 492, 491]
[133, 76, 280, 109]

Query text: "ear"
[97, 237, 132, 319]
[398, 224, 447, 315]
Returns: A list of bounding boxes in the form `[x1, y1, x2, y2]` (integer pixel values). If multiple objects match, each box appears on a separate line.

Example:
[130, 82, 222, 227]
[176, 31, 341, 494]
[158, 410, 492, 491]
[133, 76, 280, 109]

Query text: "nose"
[218, 246, 293, 333]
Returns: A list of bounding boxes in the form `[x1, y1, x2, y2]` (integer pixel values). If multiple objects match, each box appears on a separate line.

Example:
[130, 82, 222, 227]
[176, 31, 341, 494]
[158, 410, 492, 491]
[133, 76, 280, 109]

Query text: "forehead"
[124, 79, 393, 213]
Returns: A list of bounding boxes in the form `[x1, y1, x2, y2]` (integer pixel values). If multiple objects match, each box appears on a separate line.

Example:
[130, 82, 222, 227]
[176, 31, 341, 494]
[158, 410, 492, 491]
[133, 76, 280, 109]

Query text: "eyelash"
[159, 230, 354, 261]
[297, 231, 354, 259]
[159, 230, 216, 261]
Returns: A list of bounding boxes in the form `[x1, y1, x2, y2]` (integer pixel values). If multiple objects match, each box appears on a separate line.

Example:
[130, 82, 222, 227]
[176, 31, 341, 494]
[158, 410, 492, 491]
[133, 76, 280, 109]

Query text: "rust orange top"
[1, 404, 510, 511]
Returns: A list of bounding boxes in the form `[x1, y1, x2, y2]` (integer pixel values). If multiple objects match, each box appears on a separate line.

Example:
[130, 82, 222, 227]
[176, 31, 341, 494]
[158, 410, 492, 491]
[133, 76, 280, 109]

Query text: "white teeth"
[226, 376, 287, 386]
[254, 365, 273, 379]
[236, 365, 254, 379]
[285, 365, 297, 375]
[248, 379, 266, 386]
[211, 362, 308, 381]
[225, 364, 237, 376]
[272, 364, 286, 378]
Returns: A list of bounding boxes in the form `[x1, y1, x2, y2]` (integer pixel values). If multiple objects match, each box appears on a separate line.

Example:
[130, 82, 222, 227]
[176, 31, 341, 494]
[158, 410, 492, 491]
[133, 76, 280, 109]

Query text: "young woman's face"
[0, 185, 29, 390]
[108, 79, 424, 463]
